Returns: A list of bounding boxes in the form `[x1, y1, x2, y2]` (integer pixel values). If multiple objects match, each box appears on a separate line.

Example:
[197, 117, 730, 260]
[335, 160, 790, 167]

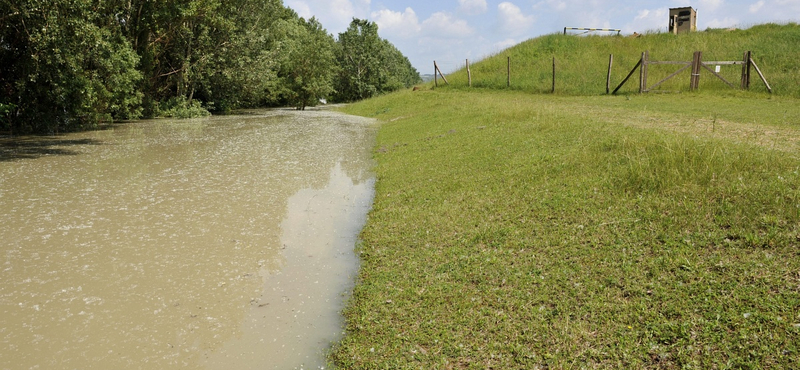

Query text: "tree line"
[0, 0, 421, 134]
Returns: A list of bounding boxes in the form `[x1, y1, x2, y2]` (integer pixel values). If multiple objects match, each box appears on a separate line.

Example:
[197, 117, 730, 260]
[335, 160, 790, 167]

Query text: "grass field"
[329, 24, 800, 369]
[331, 88, 799, 368]
[440, 23, 800, 97]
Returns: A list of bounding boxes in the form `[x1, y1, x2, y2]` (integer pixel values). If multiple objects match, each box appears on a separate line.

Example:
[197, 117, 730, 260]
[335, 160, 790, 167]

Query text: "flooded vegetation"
[0, 109, 376, 369]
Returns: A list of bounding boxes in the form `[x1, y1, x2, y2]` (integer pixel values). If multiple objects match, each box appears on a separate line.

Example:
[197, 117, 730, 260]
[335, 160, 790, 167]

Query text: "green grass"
[329, 25, 800, 368]
[439, 23, 800, 97]
[331, 88, 800, 368]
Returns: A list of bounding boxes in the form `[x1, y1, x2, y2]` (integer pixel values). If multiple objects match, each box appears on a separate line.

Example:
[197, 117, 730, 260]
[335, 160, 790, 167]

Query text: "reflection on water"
[0, 109, 376, 369]
[204, 163, 373, 369]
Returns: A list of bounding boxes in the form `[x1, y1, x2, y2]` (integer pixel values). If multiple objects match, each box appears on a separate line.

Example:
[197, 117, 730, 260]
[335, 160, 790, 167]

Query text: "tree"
[194, 0, 292, 112]
[114, 0, 229, 116]
[380, 40, 422, 90]
[1, 0, 142, 134]
[274, 17, 337, 110]
[334, 19, 383, 102]
[0, 1, 419, 132]
[118, 0, 291, 115]
[333, 18, 421, 102]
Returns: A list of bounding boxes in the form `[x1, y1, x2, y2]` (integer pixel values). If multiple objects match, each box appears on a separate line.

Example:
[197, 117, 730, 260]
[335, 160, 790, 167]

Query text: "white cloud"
[497, 2, 535, 35]
[626, 7, 669, 33]
[372, 7, 421, 38]
[705, 17, 740, 28]
[531, 0, 623, 33]
[286, 0, 312, 19]
[421, 12, 475, 38]
[286, 0, 371, 34]
[752, 0, 800, 21]
[494, 38, 519, 50]
[749, 0, 765, 13]
[458, 0, 488, 15]
[533, 0, 567, 12]
[328, 0, 361, 23]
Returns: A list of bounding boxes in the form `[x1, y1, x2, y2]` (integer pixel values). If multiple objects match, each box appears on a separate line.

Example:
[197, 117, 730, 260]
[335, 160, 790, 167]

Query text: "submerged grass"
[332, 88, 800, 368]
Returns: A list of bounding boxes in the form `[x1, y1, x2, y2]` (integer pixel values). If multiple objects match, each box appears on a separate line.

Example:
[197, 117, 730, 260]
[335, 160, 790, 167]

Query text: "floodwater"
[0, 109, 376, 369]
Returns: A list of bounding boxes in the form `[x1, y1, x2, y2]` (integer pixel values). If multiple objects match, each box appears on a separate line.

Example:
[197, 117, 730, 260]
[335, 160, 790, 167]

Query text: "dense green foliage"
[442, 23, 800, 97]
[274, 17, 338, 110]
[334, 19, 420, 102]
[1, 0, 142, 134]
[0, 1, 420, 133]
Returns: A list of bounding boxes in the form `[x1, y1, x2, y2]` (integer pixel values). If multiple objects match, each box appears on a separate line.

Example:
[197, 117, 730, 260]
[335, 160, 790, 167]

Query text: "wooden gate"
[612, 50, 772, 94]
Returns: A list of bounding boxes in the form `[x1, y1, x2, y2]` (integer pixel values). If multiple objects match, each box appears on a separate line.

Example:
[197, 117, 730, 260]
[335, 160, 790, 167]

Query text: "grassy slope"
[332, 26, 800, 369]
[443, 23, 800, 97]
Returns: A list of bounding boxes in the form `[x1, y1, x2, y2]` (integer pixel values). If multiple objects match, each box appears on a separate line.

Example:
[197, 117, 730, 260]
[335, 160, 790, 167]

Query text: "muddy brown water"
[0, 109, 376, 369]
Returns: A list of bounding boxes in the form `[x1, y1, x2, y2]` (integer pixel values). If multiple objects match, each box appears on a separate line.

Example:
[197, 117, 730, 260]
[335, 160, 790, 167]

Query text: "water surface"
[0, 109, 375, 369]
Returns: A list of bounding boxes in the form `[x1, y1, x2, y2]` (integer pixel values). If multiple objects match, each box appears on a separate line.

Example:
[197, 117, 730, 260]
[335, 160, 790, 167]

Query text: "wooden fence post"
[552, 57, 556, 93]
[606, 54, 613, 94]
[643, 51, 649, 92]
[690, 51, 702, 90]
[741, 51, 751, 90]
[434, 61, 438, 88]
[507, 57, 511, 87]
[434, 61, 449, 86]
[749, 56, 773, 93]
[639, 51, 649, 93]
[467, 59, 472, 87]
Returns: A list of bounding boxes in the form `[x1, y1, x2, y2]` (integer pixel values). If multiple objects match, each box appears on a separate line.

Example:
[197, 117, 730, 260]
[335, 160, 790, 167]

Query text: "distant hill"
[439, 23, 799, 97]
[420, 74, 436, 83]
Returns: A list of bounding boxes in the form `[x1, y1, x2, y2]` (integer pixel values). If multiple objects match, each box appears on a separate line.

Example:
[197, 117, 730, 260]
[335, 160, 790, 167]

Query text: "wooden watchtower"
[669, 7, 697, 34]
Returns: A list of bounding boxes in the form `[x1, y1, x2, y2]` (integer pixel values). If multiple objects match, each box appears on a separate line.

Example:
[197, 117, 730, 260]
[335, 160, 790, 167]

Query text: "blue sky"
[285, 0, 800, 73]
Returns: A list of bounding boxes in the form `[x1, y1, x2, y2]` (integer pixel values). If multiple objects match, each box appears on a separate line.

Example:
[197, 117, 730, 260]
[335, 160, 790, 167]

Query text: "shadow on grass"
[0, 136, 103, 162]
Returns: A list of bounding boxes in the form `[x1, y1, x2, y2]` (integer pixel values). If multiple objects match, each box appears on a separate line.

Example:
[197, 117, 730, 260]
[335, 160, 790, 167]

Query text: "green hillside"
[439, 23, 800, 97]
[331, 24, 800, 369]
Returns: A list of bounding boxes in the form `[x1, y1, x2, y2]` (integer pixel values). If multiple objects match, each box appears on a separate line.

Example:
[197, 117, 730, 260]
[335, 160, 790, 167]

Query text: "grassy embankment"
[446, 23, 800, 97]
[332, 25, 800, 368]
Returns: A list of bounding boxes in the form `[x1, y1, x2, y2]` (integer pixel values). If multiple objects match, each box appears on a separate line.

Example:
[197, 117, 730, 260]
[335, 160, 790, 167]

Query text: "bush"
[158, 97, 212, 119]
